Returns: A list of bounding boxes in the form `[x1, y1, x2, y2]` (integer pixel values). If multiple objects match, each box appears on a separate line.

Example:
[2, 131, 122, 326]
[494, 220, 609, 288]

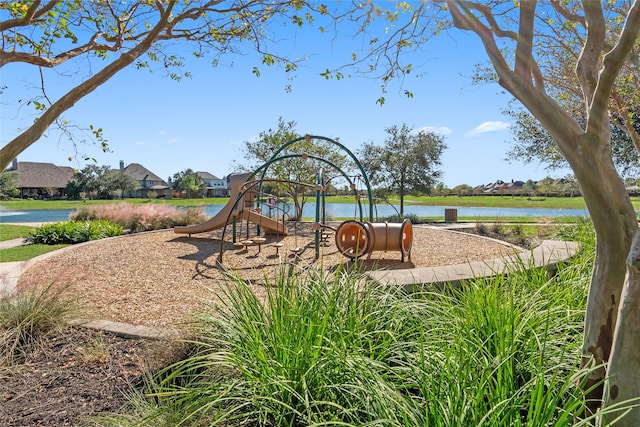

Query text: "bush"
[381, 212, 424, 223]
[25, 220, 123, 245]
[0, 283, 78, 364]
[71, 203, 208, 232]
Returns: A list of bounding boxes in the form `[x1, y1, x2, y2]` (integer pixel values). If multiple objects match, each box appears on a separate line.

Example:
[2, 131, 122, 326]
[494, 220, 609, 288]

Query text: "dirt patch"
[0, 326, 188, 427]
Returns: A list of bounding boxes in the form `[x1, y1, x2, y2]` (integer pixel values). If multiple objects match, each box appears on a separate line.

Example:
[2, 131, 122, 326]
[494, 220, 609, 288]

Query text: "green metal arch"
[250, 152, 364, 221]
[261, 134, 374, 222]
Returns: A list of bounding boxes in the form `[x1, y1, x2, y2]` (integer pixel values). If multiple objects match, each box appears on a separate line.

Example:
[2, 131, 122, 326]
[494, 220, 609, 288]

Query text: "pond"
[0, 202, 589, 223]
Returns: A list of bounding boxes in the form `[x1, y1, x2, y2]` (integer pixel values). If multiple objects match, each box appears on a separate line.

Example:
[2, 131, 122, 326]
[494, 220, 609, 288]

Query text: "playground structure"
[175, 134, 413, 265]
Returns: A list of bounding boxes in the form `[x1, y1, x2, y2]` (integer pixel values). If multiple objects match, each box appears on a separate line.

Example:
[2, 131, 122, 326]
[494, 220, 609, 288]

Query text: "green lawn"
[4, 195, 640, 211]
[0, 224, 36, 241]
[0, 244, 70, 262]
[0, 224, 69, 262]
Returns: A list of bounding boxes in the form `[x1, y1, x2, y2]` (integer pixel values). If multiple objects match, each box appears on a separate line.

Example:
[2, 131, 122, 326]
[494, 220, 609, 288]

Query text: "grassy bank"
[0, 197, 229, 210]
[4, 195, 640, 211]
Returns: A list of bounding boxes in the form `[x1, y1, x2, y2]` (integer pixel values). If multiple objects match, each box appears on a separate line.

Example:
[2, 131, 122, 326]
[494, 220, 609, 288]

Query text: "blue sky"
[1, 15, 573, 188]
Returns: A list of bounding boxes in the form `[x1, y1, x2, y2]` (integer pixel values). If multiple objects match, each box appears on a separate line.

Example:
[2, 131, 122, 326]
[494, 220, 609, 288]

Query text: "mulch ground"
[0, 327, 188, 427]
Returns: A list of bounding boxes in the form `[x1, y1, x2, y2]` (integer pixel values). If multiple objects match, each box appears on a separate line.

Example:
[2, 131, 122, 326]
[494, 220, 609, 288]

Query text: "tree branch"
[514, 1, 539, 85]
[0, 1, 177, 170]
[0, 0, 58, 32]
[589, 1, 640, 134]
[0, 32, 114, 67]
[576, 0, 606, 110]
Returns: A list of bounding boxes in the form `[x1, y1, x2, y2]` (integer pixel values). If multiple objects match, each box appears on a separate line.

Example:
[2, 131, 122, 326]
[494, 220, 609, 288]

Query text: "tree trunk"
[603, 228, 640, 426]
[570, 137, 637, 415]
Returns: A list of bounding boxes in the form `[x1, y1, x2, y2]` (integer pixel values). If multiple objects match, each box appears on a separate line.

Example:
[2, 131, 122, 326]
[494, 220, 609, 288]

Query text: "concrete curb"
[367, 239, 579, 291]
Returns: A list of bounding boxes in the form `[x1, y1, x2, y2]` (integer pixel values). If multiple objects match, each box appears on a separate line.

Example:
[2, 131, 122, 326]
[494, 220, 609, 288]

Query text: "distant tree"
[452, 184, 473, 197]
[69, 164, 115, 199]
[0, 171, 19, 196]
[561, 175, 581, 197]
[64, 180, 82, 200]
[238, 118, 351, 221]
[522, 180, 537, 198]
[359, 124, 446, 216]
[109, 172, 139, 199]
[536, 177, 557, 199]
[172, 169, 205, 199]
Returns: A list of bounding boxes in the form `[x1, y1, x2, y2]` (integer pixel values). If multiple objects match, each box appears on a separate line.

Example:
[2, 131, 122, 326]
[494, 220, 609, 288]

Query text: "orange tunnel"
[335, 219, 412, 262]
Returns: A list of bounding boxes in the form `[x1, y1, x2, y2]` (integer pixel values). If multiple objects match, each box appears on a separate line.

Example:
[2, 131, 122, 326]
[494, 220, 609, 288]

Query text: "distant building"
[6, 159, 75, 199]
[116, 160, 169, 198]
[196, 171, 228, 197]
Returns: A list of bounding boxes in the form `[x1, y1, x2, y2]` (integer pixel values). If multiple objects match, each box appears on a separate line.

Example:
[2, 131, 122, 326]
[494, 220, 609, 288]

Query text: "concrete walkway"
[0, 238, 29, 296]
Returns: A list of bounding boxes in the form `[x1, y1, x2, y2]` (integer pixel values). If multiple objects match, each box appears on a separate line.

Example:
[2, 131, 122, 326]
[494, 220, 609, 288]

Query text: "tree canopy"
[238, 118, 352, 221]
[340, 1, 640, 421]
[0, 0, 334, 170]
[359, 124, 446, 215]
[172, 169, 205, 198]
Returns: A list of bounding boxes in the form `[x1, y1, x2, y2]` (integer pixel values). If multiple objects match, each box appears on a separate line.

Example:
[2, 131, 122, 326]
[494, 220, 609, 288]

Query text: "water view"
[0, 203, 589, 223]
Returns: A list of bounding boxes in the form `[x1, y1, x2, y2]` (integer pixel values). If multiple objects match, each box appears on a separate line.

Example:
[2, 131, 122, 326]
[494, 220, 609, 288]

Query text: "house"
[196, 171, 228, 197]
[6, 159, 75, 199]
[116, 160, 169, 198]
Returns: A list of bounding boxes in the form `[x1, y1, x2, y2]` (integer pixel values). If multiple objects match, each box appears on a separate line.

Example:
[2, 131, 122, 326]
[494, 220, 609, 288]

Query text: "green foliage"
[238, 117, 353, 220]
[105, 223, 619, 426]
[25, 220, 122, 245]
[171, 169, 205, 198]
[0, 171, 19, 196]
[359, 123, 447, 215]
[381, 212, 424, 224]
[0, 283, 78, 364]
[66, 164, 123, 200]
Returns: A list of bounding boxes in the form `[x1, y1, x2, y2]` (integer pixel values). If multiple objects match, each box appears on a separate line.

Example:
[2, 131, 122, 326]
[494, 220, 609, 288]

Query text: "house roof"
[15, 162, 75, 188]
[196, 171, 221, 180]
[119, 163, 167, 184]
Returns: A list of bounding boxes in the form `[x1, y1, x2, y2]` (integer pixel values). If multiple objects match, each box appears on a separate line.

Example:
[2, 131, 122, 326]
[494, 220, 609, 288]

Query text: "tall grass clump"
[71, 203, 208, 232]
[105, 219, 612, 426]
[25, 219, 122, 245]
[0, 284, 78, 364]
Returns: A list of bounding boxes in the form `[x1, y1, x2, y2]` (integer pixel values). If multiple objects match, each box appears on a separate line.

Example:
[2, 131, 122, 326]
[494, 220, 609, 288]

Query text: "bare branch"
[549, 0, 586, 26]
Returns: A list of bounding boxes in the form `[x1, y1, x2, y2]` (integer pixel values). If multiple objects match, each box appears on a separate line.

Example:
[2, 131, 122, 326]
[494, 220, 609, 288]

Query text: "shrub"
[71, 203, 207, 232]
[25, 220, 122, 245]
[0, 283, 78, 364]
[381, 212, 423, 223]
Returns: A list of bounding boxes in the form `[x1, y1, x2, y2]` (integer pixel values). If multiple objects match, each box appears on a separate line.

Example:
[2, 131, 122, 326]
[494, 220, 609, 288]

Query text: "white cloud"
[135, 140, 145, 145]
[417, 126, 453, 136]
[466, 121, 510, 136]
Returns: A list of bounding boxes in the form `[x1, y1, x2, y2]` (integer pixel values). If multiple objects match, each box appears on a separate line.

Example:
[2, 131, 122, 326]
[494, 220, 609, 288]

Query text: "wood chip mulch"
[17, 223, 520, 330]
